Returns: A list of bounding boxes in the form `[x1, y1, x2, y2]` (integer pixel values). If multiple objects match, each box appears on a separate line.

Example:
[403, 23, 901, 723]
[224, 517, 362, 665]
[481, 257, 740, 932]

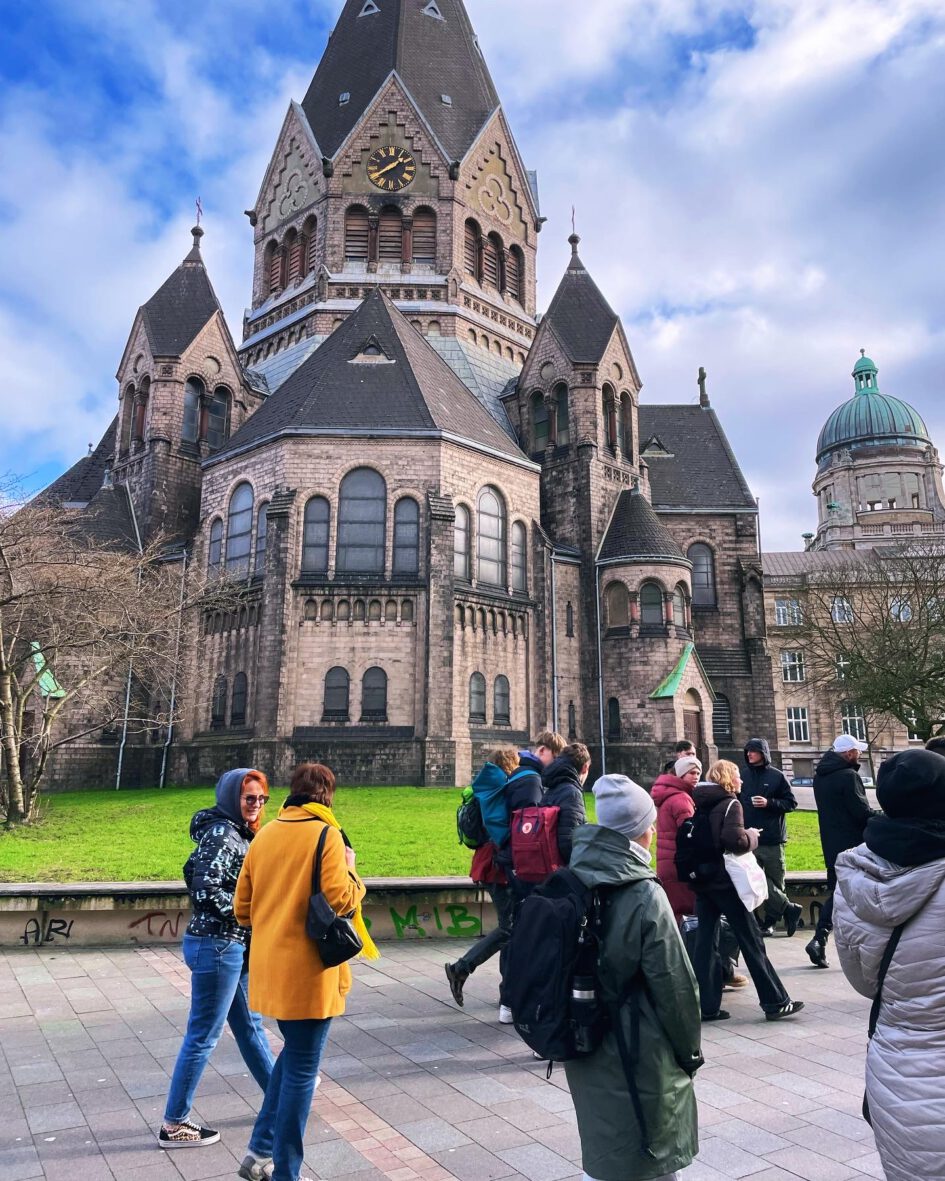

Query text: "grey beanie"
[593, 774, 657, 840]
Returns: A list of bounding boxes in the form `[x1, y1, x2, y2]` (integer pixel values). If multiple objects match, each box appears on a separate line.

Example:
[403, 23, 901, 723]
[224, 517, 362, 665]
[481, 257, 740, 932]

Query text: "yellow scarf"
[299, 802, 380, 960]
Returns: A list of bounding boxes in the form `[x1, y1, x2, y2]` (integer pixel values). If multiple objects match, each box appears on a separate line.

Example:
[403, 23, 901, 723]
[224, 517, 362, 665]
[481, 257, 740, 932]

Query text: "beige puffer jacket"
[834, 844, 945, 1181]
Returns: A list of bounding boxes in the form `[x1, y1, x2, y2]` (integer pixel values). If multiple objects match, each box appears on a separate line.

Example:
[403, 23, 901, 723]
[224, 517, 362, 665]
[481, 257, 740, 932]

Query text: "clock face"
[367, 145, 417, 192]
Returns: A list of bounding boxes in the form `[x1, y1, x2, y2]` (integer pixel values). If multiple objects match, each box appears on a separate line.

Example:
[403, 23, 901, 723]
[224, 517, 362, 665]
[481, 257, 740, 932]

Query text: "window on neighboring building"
[324, 667, 350, 720]
[344, 205, 370, 262]
[412, 207, 436, 265]
[554, 383, 570, 447]
[469, 672, 486, 722]
[890, 597, 913, 623]
[337, 468, 386, 573]
[688, 543, 716, 607]
[714, 694, 733, 742]
[841, 702, 867, 742]
[494, 675, 511, 724]
[605, 581, 630, 629]
[211, 675, 227, 730]
[182, 377, 203, 444]
[780, 650, 806, 682]
[672, 585, 687, 628]
[208, 518, 223, 575]
[531, 392, 549, 453]
[786, 706, 810, 743]
[302, 496, 331, 573]
[361, 667, 388, 720]
[775, 598, 803, 626]
[836, 653, 851, 681]
[225, 483, 254, 577]
[254, 502, 268, 575]
[477, 487, 506, 586]
[511, 523, 527, 592]
[454, 504, 471, 581]
[640, 582, 664, 627]
[393, 497, 420, 575]
[231, 672, 248, 727]
[831, 596, 854, 624]
[206, 387, 230, 451]
[607, 697, 621, 741]
[566, 601, 574, 637]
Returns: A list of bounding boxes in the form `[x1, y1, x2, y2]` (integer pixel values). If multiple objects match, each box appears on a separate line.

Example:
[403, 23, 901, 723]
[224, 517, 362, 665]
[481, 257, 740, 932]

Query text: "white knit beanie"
[674, 755, 703, 779]
[592, 775, 657, 840]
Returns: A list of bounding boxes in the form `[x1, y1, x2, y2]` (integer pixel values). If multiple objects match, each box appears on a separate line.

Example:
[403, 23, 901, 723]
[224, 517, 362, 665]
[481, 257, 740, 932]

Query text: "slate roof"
[762, 550, 869, 578]
[599, 487, 687, 562]
[541, 237, 620, 365]
[43, 419, 118, 506]
[302, 0, 501, 162]
[73, 485, 140, 551]
[639, 405, 757, 512]
[214, 289, 527, 463]
[140, 229, 221, 357]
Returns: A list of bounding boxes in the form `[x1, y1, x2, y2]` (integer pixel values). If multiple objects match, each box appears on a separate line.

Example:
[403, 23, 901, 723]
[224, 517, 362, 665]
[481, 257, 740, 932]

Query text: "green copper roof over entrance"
[649, 642, 714, 702]
[816, 352, 929, 463]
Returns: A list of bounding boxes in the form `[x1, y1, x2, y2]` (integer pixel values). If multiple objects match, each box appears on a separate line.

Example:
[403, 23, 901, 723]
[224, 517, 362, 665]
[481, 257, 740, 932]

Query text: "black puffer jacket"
[739, 738, 797, 846]
[691, 781, 759, 889]
[813, 750, 875, 870]
[541, 755, 587, 864]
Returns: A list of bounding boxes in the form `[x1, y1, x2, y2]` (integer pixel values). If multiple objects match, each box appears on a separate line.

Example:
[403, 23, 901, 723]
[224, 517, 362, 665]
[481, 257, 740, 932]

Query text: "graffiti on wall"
[128, 911, 186, 940]
[20, 917, 74, 946]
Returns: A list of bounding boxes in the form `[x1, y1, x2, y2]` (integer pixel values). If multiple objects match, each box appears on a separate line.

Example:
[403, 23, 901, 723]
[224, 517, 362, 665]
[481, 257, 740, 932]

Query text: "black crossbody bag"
[862, 921, 906, 1126]
[297, 821, 363, 967]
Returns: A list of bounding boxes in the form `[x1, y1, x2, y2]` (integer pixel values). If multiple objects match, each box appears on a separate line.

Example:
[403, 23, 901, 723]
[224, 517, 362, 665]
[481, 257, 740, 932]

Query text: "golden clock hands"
[371, 157, 403, 178]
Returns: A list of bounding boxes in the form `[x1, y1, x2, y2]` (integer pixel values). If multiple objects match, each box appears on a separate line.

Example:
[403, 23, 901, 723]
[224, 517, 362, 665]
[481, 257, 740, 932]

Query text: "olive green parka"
[564, 825, 702, 1181]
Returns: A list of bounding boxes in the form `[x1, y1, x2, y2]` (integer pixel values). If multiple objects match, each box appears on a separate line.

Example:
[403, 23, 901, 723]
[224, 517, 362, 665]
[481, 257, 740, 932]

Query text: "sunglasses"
[243, 795, 269, 807]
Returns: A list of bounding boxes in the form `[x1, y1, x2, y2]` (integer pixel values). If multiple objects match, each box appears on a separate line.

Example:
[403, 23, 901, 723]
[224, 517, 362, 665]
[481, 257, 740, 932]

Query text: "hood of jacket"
[189, 767, 255, 842]
[837, 843, 945, 928]
[471, 761, 507, 795]
[543, 754, 582, 793]
[517, 751, 544, 775]
[692, 781, 730, 809]
[744, 737, 771, 767]
[651, 773, 692, 807]
[816, 749, 857, 778]
[568, 824, 655, 889]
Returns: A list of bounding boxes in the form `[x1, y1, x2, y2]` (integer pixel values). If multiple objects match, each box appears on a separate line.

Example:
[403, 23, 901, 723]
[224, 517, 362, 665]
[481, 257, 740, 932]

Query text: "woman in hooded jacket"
[834, 748, 945, 1181]
[159, 768, 275, 1153]
[652, 756, 703, 922]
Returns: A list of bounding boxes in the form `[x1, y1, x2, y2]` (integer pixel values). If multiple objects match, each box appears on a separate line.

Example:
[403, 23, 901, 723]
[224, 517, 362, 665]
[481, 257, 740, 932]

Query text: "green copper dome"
[816, 352, 929, 463]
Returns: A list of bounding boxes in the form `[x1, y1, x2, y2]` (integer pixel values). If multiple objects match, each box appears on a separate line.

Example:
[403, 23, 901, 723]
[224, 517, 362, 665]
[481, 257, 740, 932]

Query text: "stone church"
[44, 0, 777, 789]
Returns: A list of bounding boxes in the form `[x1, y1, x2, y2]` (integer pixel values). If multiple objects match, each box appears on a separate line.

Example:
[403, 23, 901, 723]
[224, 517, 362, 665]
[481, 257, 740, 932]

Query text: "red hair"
[242, 770, 269, 834]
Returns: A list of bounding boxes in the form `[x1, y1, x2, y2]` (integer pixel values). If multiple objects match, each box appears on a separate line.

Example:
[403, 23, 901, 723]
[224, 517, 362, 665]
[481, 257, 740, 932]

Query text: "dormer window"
[423, 1, 444, 19]
[358, 1, 379, 16]
[441, 94, 452, 106]
[339, 92, 351, 105]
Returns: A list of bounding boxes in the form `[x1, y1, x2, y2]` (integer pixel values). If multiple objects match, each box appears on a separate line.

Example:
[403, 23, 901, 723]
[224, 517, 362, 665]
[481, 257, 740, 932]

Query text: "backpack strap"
[609, 981, 657, 1160]
[868, 922, 907, 1039]
[311, 824, 331, 896]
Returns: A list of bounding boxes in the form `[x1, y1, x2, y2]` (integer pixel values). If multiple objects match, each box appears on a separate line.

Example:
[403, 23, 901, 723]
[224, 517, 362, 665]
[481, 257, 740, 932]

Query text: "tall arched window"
[324, 668, 350, 719]
[673, 585, 687, 628]
[377, 206, 403, 263]
[531, 392, 549, 453]
[688, 543, 716, 607]
[566, 601, 575, 637]
[568, 701, 577, 741]
[620, 392, 633, 459]
[494, 675, 511, 724]
[469, 672, 486, 722]
[603, 385, 618, 452]
[555, 383, 570, 447]
[464, 219, 482, 281]
[301, 215, 317, 277]
[122, 384, 136, 452]
[337, 468, 386, 573]
[607, 697, 622, 740]
[714, 694, 733, 742]
[231, 672, 248, 727]
[211, 675, 227, 730]
[511, 522, 527, 592]
[640, 582, 664, 626]
[182, 377, 203, 444]
[254, 502, 269, 575]
[393, 497, 420, 574]
[507, 245, 525, 303]
[605, 581, 630, 629]
[412, 207, 436, 266]
[483, 232, 503, 290]
[362, 668, 388, 721]
[344, 205, 370, 262]
[454, 504, 471, 581]
[206, 387, 230, 451]
[302, 497, 331, 573]
[265, 239, 284, 294]
[477, 487, 506, 586]
[208, 518, 223, 575]
[226, 483, 254, 577]
[285, 228, 301, 285]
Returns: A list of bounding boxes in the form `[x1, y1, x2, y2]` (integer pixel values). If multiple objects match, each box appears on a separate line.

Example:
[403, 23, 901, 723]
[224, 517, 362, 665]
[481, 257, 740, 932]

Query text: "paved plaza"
[0, 937, 884, 1181]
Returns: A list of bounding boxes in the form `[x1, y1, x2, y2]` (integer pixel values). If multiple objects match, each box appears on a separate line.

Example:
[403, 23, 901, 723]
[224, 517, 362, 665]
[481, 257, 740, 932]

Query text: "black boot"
[805, 936, 828, 968]
[444, 961, 469, 1006]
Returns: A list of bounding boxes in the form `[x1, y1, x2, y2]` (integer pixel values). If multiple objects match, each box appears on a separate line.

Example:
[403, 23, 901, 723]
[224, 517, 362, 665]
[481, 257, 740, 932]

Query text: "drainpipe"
[550, 549, 559, 733]
[159, 550, 188, 788]
[594, 559, 606, 776]
[116, 488, 144, 790]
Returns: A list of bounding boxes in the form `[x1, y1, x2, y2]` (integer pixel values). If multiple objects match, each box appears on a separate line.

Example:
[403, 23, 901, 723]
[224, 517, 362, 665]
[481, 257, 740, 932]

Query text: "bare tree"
[0, 488, 236, 827]
[797, 543, 945, 744]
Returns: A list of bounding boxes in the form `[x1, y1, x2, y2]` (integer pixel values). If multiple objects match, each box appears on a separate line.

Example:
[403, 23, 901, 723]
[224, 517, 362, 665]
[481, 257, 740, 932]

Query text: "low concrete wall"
[0, 874, 831, 951]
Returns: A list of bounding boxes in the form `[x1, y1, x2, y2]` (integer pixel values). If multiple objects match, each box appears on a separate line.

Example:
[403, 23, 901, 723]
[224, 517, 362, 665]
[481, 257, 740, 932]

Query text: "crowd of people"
[156, 731, 945, 1181]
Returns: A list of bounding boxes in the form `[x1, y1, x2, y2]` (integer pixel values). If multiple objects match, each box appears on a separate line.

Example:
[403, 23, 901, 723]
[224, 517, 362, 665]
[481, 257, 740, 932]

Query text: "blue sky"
[1, 0, 944, 548]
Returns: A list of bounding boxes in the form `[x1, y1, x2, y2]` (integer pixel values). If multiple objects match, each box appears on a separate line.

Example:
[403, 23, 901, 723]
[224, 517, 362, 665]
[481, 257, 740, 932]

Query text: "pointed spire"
[184, 224, 205, 265]
[542, 233, 619, 365]
[567, 232, 583, 271]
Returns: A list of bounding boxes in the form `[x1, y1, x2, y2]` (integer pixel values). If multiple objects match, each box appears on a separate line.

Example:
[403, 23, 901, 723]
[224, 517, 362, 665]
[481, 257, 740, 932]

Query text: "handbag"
[723, 851, 769, 911]
[470, 841, 508, 885]
[863, 921, 906, 1126]
[305, 824, 363, 967]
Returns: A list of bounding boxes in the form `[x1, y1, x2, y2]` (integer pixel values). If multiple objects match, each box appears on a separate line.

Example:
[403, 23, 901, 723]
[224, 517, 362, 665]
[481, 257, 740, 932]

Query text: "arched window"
[208, 518, 223, 575]
[122, 384, 136, 451]
[841, 702, 867, 742]
[640, 582, 664, 627]
[284, 228, 301, 285]
[477, 487, 506, 586]
[301, 215, 317, 277]
[211, 675, 227, 730]
[182, 377, 203, 444]
[324, 667, 350, 720]
[507, 245, 525, 303]
[344, 205, 370, 262]
[368, 598, 382, 622]
[673, 585, 687, 628]
[555, 383, 570, 447]
[412, 207, 436, 266]
[253, 502, 269, 575]
[714, 694, 733, 742]
[511, 522, 527, 592]
[226, 483, 254, 577]
[620, 392, 633, 459]
[607, 697, 622, 741]
[494, 675, 511, 724]
[393, 497, 420, 574]
[321, 600, 334, 622]
[568, 701, 577, 741]
[353, 599, 366, 620]
[231, 672, 248, 727]
[362, 667, 388, 720]
[603, 385, 618, 452]
[265, 239, 284, 294]
[688, 544, 716, 607]
[402, 599, 414, 623]
[605, 582, 630, 629]
[566, 601, 575, 637]
[206, 387, 230, 451]
[337, 468, 386, 573]
[469, 672, 486, 723]
[302, 497, 330, 573]
[531, 392, 549, 453]
[385, 599, 398, 621]
[464, 219, 482, 281]
[454, 504, 471, 581]
[483, 232, 503, 290]
[378, 206, 403, 263]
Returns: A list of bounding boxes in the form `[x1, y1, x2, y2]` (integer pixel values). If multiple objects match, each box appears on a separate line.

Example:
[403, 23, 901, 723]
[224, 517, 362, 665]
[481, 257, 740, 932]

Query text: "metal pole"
[594, 560, 606, 776]
[159, 551, 188, 789]
[550, 551, 559, 733]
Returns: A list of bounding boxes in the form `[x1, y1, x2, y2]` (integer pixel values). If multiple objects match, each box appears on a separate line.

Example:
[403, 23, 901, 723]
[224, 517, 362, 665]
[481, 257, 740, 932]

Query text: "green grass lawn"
[0, 786, 827, 883]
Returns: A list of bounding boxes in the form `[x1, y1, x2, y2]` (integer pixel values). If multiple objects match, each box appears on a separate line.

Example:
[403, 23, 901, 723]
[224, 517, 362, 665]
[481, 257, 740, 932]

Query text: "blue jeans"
[249, 1018, 332, 1181]
[164, 934, 275, 1123]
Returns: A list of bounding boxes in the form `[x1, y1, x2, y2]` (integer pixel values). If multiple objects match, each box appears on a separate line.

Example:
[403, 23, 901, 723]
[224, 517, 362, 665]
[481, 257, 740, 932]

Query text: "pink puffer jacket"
[651, 774, 696, 923]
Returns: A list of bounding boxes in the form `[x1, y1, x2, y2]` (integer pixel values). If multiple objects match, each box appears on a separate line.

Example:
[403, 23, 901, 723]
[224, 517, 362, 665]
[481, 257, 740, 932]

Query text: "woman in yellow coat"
[234, 762, 373, 1181]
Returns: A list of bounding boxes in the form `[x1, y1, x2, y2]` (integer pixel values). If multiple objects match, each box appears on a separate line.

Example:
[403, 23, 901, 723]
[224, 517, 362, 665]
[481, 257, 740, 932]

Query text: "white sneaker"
[498, 1005, 514, 1024]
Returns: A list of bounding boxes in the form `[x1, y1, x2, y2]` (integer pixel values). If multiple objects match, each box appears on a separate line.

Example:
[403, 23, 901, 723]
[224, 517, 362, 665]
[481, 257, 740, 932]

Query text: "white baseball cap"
[834, 734, 868, 753]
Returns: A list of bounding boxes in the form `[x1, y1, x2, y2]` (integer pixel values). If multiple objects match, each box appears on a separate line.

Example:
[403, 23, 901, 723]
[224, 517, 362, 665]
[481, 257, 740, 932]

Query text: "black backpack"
[456, 787, 487, 849]
[674, 802, 725, 886]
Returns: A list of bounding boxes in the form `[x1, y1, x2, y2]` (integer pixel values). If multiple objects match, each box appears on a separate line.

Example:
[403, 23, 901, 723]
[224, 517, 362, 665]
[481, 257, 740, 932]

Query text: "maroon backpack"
[510, 806, 562, 883]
